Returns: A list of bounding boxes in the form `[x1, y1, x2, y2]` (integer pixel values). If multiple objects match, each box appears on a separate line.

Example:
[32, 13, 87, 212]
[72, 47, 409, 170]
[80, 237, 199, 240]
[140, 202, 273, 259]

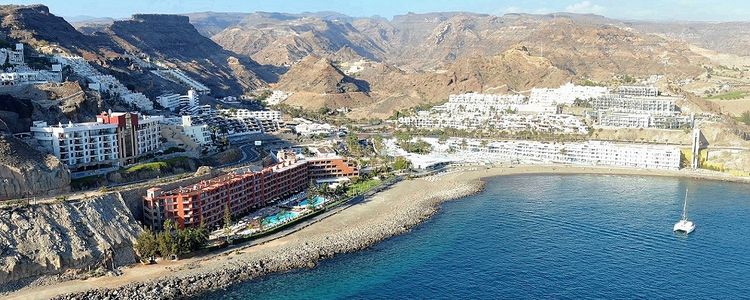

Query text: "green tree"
[318, 106, 331, 116]
[346, 133, 363, 157]
[738, 111, 750, 125]
[158, 220, 177, 259]
[134, 228, 158, 263]
[438, 131, 448, 144]
[393, 156, 411, 171]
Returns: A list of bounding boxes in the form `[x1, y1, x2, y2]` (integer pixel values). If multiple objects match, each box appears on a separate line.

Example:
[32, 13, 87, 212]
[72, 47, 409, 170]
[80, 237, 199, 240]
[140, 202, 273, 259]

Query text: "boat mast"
[682, 189, 689, 220]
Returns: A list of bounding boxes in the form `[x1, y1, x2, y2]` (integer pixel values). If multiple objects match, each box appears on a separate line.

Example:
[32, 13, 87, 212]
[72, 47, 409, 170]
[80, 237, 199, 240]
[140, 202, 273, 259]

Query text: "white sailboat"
[673, 189, 696, 234]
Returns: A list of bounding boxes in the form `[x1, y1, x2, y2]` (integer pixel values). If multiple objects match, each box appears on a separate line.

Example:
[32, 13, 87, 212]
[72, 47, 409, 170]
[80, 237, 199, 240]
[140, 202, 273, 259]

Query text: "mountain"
[210, 12, 386, 66]
[103, 14, 265, 94]
[274, 55, 366, 93]
[0, 5, 267, 97]
[1, 5, 734, 118]
[0, 4, 113, 54]
[201, 11, 711, 117]
[275, 46, 572, 118]
[626, 21, 750, 57]
[207, 11, 707, 77]
[185, 11, 356, 37]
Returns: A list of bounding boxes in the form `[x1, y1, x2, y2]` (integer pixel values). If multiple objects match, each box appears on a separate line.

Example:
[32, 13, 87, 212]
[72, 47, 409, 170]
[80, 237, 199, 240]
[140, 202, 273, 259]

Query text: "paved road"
[237, 144, 260, 164]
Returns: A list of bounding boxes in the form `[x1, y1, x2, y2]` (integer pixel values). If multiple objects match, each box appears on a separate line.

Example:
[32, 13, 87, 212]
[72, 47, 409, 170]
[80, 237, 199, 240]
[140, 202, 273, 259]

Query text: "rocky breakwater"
[55, 176, 485, 299]
[0, 134, 70, 200]
[0, 193, 142, 293]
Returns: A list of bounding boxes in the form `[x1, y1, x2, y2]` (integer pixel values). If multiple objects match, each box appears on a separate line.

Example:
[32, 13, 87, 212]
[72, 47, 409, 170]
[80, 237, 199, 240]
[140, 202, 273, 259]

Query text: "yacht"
[673, 189, 696, 234]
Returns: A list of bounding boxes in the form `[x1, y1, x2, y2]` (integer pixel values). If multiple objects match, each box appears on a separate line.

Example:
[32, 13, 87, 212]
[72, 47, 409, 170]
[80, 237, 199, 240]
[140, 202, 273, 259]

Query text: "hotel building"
[529, 83, 608, 106]
[590, 94, 677, 113]
[143, 151, 359, 229]
[96, 111, 162, 163]
[617, 85, 659, 97]
[30, 120, 120, 177]
[446, 138, 682, 170]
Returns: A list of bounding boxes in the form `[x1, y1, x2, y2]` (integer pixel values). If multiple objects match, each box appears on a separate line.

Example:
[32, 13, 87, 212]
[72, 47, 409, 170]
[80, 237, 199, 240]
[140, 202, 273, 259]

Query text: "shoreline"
[13, 165, 749, 300]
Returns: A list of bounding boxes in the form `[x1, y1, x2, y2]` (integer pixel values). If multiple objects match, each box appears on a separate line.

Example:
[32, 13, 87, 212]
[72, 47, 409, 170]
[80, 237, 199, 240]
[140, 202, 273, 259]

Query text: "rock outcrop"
[0, 134, 70, 200]
[0, 193, 141, 290]
[274, 55, 367, 94]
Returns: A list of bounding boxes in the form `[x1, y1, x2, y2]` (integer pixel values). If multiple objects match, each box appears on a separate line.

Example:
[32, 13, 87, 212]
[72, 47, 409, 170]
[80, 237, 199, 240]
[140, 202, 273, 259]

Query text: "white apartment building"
[156, 93, 181, 111]
[446, 139, 681, 170]
[590, 94, 677, 114]
[264, 90, 291, 105]
[399, 113, 588, 134]
[151, 69, 210, 94]
[221, 109, 282, 121]
[0, 44, 24, 66]
[529, 83, 608, 106]
[388, 138, 681, 170]
[156, 89, 198, 111]
[293, 118, 337, 136]
[56, 55, 154, 110]
[180, 116, 212, 146]
[0, 69, 62, 86]
[30, 121, 120, 175]
[596, 111, 694, 129]
[136, 115, 163, 155]
[219, 108, 283, 133]
[618, 85, 659, 97]
[399, 90, 582, 134]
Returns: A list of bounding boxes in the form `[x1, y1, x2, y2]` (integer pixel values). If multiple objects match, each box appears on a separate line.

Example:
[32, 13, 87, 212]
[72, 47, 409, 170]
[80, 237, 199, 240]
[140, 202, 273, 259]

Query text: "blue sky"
[9, 0, 750, 22]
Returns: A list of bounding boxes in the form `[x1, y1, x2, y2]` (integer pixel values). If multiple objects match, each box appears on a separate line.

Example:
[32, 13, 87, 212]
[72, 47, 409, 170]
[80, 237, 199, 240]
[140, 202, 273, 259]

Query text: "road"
[237, 144, 260, 164]
[1, 143, 266, 207]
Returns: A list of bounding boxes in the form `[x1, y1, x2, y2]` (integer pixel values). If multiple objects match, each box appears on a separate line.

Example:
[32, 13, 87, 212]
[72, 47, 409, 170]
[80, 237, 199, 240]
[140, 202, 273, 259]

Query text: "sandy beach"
[11, 165, 750, 300]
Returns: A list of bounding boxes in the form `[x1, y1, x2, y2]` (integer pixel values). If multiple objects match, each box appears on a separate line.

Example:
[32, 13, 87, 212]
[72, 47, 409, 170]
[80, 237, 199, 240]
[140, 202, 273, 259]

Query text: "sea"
[198, 174, 750, 299]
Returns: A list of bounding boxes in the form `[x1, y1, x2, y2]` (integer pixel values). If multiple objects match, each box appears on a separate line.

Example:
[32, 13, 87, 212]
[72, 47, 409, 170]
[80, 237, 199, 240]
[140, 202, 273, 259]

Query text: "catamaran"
[673, 189, 696, 234]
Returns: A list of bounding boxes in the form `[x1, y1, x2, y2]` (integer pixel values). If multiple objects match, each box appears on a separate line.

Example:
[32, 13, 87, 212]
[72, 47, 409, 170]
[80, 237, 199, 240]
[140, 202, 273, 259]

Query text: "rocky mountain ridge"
[0, 5, 267, 97]
[202, 11, 712, 115]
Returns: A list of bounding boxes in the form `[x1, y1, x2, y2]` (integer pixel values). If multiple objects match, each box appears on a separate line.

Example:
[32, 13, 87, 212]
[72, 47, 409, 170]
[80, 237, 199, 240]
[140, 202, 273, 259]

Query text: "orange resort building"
[144, 152, 358, 230]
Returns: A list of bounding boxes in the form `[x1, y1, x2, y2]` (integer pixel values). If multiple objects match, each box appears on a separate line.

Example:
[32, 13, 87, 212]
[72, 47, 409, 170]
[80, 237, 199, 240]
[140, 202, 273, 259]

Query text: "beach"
[12, 165, 750, 300]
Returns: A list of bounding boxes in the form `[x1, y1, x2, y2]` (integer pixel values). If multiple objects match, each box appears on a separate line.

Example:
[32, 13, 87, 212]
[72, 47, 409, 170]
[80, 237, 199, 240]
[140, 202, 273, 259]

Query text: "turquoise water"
[298, 196, 325, 207]
[261, 210, 298, 227]
[200, 174, 750, 299]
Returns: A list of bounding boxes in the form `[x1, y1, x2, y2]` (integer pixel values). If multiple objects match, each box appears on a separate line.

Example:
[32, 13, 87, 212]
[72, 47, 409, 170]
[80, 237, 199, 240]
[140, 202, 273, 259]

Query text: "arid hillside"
[201, 11, 714, 115]
[0, 5, 268, 97]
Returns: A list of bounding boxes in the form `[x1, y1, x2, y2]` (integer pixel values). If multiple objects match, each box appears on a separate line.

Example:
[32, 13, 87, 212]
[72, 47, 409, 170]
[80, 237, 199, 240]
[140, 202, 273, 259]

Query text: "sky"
[7, 0, 750, 22]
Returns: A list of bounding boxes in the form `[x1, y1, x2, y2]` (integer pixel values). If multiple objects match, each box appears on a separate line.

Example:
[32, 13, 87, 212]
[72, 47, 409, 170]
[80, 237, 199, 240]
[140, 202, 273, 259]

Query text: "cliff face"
[0, 193, 141, 287]
[211, 14, 385, 66]
[102, 14, 266, 96]
[0, 134, 70, 201]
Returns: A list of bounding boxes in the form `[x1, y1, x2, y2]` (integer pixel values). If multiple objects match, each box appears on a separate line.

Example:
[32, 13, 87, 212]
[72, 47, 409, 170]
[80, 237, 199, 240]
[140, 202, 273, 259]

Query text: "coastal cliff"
[0, 134, 70, 200]
[0, 193, 141, 291]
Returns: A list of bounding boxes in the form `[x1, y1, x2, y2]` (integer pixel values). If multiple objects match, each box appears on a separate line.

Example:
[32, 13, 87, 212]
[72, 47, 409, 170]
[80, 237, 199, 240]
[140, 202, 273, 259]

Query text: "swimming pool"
[297, 195, 326, 207]
[261, 210, 299, 227]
